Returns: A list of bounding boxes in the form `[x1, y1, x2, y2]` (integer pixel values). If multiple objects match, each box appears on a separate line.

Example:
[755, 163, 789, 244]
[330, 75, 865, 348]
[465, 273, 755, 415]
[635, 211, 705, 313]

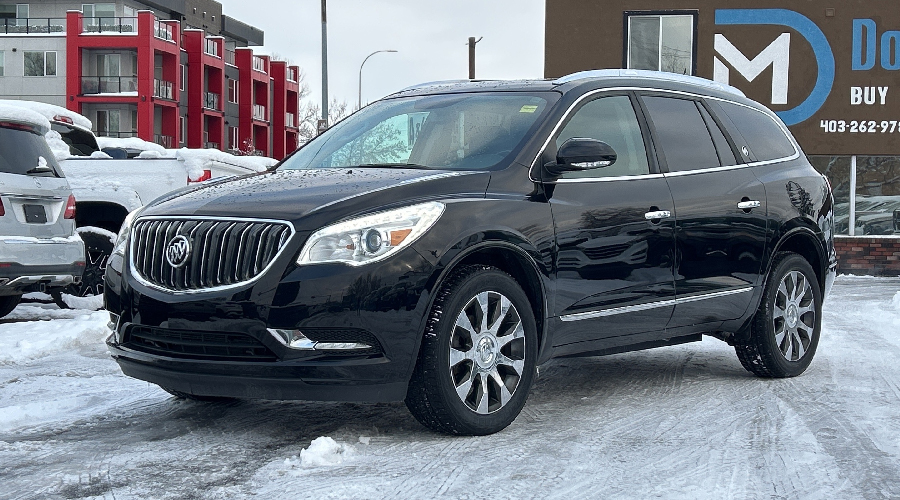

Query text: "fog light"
[315, 342, 372, 350]
[268, 328, 316, 350]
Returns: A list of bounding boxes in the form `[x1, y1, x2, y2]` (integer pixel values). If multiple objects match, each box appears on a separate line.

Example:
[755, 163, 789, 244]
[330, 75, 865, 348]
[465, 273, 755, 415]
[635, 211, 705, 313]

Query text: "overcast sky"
[219, 0, 545, 109]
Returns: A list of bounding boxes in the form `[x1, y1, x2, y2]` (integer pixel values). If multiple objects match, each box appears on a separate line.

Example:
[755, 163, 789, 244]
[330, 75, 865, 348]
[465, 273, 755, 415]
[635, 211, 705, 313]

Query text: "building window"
[229, 126, 238, 150]
[180, 64, 186, 91]
[24, 51, 56, 77]
[131, 109, 138, 131]
[15, 4, 28, 26]
[180, 116, 186, 145]
[0, 51, 4, 77]
[228, 79, 238, 104]
[625, 12, 696, 75]
[96, 109, 120, 137]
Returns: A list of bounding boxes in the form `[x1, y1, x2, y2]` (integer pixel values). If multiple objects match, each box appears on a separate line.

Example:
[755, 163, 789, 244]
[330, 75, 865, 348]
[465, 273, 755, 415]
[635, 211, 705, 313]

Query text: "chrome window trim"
[128, 215, 296, 295]
[528, 86, 799, 184]
[559, 286, 753, 322]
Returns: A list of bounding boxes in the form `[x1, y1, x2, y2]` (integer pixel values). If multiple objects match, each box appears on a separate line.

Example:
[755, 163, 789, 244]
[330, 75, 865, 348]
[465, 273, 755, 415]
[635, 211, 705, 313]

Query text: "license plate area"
[23, 204, 48, 224]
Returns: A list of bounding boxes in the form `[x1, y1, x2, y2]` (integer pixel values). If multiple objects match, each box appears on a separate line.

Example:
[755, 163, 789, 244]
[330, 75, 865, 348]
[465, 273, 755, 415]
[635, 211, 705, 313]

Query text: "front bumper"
[104, 245, 435, 402]
[0, 236, 85, 293]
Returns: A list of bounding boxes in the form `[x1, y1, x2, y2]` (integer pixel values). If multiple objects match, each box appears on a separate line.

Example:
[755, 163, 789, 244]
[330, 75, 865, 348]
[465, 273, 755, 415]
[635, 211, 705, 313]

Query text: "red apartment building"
[62, 10, 299, 159]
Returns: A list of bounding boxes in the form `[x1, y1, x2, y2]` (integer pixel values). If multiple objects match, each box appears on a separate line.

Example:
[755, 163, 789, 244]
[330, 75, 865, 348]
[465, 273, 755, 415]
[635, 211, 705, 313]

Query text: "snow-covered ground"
[1, 277, 899, 499]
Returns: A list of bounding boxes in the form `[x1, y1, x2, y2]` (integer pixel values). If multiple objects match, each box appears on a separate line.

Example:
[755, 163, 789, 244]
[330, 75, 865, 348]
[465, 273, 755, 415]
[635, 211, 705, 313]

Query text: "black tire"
[160, 387, 237, 403]
[405, 265, 538, 435]
[0, 294, 22, 319]
[52, 226, 114, 309]
[735, 252, 822, 378]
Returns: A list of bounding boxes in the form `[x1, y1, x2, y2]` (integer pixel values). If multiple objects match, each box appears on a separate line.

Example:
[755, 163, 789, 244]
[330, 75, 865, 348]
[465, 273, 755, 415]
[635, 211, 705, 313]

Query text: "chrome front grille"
[130, 217, 293, 292]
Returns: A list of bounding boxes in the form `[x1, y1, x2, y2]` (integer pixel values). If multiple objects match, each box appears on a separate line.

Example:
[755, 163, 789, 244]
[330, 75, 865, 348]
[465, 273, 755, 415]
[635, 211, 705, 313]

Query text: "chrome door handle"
[644, 210, 671, 220]
[737, 200, 761, 210]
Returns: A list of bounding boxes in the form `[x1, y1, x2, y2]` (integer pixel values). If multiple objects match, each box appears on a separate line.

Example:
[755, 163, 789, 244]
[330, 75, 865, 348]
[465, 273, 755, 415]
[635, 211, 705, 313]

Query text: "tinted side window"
[716, 101, 796, 162]
[555, 95, 650, 178]
[642, 96, 719, 173]
[698, 103, 736, 166]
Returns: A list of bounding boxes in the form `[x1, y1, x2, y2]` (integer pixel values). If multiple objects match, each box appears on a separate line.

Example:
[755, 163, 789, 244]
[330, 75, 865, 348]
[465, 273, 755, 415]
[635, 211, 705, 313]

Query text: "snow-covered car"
[0, 104, 85, 318]
[1, 100, 276, 307]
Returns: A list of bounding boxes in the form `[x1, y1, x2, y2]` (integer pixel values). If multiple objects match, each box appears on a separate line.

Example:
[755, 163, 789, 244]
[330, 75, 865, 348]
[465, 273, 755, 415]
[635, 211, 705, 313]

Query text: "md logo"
[713, 9, 835, 126]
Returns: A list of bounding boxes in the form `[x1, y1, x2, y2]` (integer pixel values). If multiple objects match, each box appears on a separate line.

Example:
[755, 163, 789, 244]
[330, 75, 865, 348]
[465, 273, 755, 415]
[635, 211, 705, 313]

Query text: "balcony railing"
[154, 20, 174, 42]
[286, 113, 296, 128]
[154, 79, 174, 99]
[82, 17, 137, 34]
[155, 134, 173, 148]
[95, 131, 137, 138]
[252, 56, 266, 73]
[1, 18, 66, 34]
[204, 92, 220, 111]
[205, 142, 219, 149]
[81, 76, 138, 95]
[252, 104, 267, 121]
[205, 39, 220, 57]
[224, 49, 236, 66]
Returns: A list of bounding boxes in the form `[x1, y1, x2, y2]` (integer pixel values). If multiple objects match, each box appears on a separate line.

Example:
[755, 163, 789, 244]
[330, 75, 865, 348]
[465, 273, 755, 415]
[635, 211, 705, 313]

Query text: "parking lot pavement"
[1, 276, 899, 500]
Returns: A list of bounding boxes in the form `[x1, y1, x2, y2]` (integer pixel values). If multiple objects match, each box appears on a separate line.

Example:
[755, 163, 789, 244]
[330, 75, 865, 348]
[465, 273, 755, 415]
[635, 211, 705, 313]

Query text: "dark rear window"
[0, 124, 63, 177]
[51, 122, 99, 156]
[642, 96, 720, 173]
[716, 101, 796, 162]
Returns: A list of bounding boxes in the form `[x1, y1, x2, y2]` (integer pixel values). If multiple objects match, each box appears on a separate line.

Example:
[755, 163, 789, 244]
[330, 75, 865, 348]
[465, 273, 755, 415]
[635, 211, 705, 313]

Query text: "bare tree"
[298, 98, 351, 144]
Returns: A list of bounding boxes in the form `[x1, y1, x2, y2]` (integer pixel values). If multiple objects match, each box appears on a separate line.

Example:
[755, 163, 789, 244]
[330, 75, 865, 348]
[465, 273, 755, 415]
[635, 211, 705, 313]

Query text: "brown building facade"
[546, 0, 900, 274]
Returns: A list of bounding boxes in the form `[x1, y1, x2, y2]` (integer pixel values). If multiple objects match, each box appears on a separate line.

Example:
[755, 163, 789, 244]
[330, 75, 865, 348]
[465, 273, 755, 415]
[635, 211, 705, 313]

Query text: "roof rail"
[552, 69, 746, 97]
[398, 80, 474, 92]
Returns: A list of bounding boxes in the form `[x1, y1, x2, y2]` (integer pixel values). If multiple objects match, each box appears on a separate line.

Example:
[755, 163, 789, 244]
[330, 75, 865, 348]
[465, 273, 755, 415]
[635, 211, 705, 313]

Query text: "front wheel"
[52, 226, 115, 310]
[735, 252, 822, 378]
[0, 294, 22, 319]
[405, 265, 537, 435]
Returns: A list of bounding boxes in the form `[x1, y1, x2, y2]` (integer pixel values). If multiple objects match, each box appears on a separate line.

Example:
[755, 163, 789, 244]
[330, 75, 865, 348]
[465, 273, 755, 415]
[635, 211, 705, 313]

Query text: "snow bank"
[285, 437, 355, 468]
[0, 309, 110, 365]
[90, 150, 113, 159]
[893, 291, 900, 311]
[0, 99, 93, 131]
[0, 103, 51, 133]
[171, 148, 276, 180]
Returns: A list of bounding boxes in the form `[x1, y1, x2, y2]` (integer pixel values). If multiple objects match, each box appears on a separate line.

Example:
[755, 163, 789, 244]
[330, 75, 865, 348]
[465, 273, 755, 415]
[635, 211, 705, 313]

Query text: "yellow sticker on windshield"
[519, 105, 538, 113]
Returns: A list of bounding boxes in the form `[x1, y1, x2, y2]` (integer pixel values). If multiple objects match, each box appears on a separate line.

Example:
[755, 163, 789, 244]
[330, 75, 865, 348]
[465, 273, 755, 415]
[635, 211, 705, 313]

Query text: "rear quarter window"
[0, 125, 62, 177]
[715, 101, 796, 162]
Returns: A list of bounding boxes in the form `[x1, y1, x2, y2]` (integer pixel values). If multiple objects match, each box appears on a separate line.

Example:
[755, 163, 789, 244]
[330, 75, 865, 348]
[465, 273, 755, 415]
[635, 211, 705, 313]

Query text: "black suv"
[104, 70, 836, 435]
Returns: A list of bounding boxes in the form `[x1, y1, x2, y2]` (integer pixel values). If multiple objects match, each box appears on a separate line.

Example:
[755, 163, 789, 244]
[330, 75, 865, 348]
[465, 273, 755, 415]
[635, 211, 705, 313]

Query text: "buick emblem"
[165, 235, 192, 268]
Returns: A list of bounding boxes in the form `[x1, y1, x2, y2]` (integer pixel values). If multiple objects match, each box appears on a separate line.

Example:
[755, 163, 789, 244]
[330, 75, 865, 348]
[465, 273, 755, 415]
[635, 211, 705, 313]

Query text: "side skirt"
[554, 333, 702, 359]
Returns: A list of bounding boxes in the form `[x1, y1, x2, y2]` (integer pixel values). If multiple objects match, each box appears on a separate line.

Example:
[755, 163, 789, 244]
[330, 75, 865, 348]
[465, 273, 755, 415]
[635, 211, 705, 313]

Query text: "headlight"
[112, 208, 141, 257]
[297, 202, 444, 266]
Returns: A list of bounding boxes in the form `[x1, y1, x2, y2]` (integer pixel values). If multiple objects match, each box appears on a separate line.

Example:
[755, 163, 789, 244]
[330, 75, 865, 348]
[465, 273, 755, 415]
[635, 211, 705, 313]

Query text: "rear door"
[638, 94, 767, 328]
[544, 92, 677, 347]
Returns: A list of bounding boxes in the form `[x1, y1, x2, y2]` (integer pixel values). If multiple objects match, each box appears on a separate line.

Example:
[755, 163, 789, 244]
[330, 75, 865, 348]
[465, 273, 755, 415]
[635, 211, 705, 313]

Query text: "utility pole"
[468, 36, 482, 79]
[320, 0, 329, 130]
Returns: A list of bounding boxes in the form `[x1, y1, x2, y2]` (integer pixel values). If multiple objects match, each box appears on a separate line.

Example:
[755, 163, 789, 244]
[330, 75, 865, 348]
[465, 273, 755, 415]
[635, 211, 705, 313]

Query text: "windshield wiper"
[354, 163, 434, 170]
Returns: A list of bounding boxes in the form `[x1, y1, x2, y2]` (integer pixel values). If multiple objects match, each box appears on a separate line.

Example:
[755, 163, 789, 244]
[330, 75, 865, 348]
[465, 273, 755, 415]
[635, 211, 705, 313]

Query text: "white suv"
[0, 104, 85, 318]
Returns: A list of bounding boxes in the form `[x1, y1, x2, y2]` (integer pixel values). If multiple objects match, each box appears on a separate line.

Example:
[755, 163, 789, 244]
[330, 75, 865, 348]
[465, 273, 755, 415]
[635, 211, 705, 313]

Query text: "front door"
[545, 93, 677, 347]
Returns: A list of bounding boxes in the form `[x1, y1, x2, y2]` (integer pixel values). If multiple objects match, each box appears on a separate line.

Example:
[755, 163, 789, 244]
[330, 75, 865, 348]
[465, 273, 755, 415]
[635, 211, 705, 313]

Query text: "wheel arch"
[74, 201, 130, 234]
[769, 226, 827, 291]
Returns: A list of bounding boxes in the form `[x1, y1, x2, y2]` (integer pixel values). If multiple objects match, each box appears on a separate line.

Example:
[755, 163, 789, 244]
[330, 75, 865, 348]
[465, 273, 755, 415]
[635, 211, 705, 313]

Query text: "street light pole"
[358, 49, 397, 110]
[321, 0, 329, 127]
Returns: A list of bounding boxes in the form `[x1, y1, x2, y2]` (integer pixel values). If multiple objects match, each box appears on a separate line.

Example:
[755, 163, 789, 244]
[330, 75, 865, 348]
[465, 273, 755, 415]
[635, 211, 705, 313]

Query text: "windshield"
[280, 92, 550, 172]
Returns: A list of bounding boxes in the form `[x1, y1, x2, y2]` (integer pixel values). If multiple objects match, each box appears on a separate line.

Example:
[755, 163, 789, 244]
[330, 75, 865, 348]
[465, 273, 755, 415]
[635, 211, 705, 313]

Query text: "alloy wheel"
[772, 270, 816, 362]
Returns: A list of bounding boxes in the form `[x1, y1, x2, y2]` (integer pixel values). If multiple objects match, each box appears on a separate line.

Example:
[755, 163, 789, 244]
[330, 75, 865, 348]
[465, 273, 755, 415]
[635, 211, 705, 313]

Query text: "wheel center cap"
[476, 336, 496, 367]
[786, 304, 799, 328]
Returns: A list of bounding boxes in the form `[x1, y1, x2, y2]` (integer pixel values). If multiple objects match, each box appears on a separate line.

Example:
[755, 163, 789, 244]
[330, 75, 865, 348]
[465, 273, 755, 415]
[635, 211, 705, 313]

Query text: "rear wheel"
[0, 294, 22, 319]
[735, 252, 822, 378]
[52, 226, 114, 310]
[405, 265, 537, 435]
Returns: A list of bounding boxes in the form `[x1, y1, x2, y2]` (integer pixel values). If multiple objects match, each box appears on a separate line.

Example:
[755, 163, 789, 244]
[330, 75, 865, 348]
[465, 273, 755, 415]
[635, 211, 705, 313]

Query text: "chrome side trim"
[559, 287, 754, 322]
[127, 216, 296, 295]
[528, 87, 799, 184]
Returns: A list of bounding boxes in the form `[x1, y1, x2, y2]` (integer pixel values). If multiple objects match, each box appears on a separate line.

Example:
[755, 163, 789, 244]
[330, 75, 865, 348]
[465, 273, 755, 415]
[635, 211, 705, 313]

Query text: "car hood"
[139, 168, 490, 231]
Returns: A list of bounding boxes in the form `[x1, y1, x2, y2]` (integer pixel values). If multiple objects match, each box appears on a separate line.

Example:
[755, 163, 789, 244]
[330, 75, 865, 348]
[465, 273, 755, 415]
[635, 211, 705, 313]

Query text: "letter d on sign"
[853, 19, 877, 70]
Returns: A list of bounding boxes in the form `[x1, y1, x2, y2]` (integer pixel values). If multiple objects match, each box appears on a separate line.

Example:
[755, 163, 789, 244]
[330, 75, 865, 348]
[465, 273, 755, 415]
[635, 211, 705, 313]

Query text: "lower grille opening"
[124, 326, 277, 362]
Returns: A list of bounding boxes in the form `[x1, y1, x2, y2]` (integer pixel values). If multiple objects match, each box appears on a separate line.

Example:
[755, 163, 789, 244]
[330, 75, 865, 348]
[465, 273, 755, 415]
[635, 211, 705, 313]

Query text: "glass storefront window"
[810, 155, 900, 236]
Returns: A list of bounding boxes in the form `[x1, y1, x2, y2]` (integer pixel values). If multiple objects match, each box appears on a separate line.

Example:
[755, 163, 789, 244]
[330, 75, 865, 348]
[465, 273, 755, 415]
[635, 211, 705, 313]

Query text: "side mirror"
[544, 138, 617, 176]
